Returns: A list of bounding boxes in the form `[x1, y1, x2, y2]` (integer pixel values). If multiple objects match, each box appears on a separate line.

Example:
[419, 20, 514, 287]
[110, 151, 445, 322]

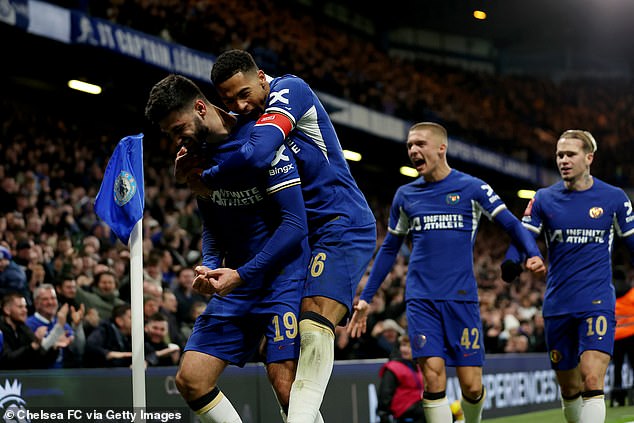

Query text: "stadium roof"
[345, 0, 634, 77]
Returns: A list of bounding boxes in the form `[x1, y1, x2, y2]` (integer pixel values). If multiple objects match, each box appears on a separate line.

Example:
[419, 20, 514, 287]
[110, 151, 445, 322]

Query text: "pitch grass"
[483, 403, 634, 423]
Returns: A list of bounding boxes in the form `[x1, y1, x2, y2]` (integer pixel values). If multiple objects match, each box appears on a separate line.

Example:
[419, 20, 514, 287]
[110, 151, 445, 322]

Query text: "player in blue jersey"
[199, 49, 377, 423]
[145, 74, 317, 423]
[347, 122, 546, 423]
[502, 129, 634, 423]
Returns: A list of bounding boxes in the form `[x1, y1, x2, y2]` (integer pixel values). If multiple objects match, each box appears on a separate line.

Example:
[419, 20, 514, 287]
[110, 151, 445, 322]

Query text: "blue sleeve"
[495, 208, 542, 259]
[201, 124, 285, 188]
[236, 183, 307, 282]
[360, 232, 404, 303]
[197, 199, 223, 269]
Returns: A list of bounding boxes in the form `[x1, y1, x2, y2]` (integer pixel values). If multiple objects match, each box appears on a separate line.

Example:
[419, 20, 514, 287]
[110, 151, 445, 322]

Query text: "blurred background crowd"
[1, 0, 633, 369]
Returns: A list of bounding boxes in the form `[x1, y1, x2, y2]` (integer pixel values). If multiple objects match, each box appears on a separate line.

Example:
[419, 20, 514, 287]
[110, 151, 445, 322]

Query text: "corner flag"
[95, 134, 145, 245]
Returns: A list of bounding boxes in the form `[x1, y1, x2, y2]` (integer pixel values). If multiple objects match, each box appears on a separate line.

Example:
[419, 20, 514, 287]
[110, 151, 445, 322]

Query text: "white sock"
[196, 391, 242, 423]
[580, 395, 605, 423]
[561, 395, 582, 423]
[461, 388, 486, 423]
[287, 318, 334, 423]
[423, 396, 453, 423]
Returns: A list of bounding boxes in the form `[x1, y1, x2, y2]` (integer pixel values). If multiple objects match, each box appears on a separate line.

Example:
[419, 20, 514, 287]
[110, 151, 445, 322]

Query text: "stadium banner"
[69, 10, 214, 83]
[0, 0, 28, 29]
[0, 356, 629, 421]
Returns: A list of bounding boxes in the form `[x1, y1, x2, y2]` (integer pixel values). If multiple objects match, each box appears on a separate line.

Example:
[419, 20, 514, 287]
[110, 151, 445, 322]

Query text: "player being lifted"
[349, 122, 546, 423]
[503, 129, 634, 423]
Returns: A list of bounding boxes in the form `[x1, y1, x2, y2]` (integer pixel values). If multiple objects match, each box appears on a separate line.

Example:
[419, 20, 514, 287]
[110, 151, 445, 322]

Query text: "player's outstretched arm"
[347, 299, 370, 338]
[347, 232, 403, 338]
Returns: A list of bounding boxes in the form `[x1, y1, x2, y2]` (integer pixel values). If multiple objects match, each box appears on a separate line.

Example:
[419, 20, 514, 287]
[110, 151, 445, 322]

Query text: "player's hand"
[187, 170, 213, 198]
[347, 299, 370, 338]
[193, 266, 217, 295]
[525, 256, 547, 278]
[207, 268, 243, 297]
[174, 146, 203, 184]
[500, 259, 523, 283]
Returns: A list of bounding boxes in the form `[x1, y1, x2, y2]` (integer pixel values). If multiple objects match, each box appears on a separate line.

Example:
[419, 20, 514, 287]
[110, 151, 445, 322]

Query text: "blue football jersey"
[204, 75, 375, 234]
[522, 178, 634, 317]
[262, 75, 375, 230]
[387, 170, 508, 301]
[197, 118, 309, 315]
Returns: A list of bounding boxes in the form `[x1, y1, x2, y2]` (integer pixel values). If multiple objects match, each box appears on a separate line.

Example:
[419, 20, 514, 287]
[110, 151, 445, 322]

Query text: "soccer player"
[145, 74, 313, 423]
[348, 122, 546, 423]
[502, 129, 634, 423]
[201, 49, 377, 423]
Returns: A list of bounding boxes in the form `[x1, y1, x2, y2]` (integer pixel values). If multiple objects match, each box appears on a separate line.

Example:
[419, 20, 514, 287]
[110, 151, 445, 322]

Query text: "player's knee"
[299, 311, 335, 335]
[582, 373, 604, 390]
[462, 386, 485, 403]
[175, 367, 206, 400]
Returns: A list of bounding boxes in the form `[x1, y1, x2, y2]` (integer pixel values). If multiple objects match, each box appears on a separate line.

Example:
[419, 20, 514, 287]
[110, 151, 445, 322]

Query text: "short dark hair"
[111, 303, 131, 321]
[146, 312, 167, 324]
[145, 74, 206, 125]
[1, 292, 24, 310]
[210, 49, 258, 85]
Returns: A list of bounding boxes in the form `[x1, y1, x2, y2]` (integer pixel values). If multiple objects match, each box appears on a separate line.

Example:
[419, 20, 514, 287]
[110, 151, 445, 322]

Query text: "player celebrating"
[145, 74, 313, 423]
[503, 129, 634, 423]
[348, 122, 545, 423]
[199, 49, 377, 423]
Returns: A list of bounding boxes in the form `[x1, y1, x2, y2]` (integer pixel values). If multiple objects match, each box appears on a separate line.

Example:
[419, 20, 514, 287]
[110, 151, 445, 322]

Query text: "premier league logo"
[0, 379, 29, 422]
[114, 171, 137, 207]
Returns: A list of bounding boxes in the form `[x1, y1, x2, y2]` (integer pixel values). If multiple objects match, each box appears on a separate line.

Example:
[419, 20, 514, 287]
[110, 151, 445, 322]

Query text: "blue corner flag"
[94, 133, 145, 245]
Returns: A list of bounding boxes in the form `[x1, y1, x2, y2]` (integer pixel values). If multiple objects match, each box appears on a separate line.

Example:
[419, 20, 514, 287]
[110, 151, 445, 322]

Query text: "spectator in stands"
[55, 274, 81, 310]
[26, 284, 85, 368]
[143, 294, 161, 323]
[84, 303, 156, 367]
[172, 267, 207, 325]
[0, 292, 58, 369]
[0, 245, 29, 307]
[144, 312, 180, 366]
[377, 334, 426, 423]
[369, 318, 406, 359]
[75, 269, 126, 321]
[160, 288, 186, 348]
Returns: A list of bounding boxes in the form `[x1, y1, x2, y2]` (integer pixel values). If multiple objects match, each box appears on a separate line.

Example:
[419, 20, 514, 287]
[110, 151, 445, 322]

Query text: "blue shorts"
[544, 310, 615, 371]
[184, 278, 302, 366]
[303, 220, 376, 322]
[406, 299, 485, 367]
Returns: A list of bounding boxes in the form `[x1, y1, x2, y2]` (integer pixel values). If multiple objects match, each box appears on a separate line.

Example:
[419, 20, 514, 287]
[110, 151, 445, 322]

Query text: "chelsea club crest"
[114, 171, 137, 206]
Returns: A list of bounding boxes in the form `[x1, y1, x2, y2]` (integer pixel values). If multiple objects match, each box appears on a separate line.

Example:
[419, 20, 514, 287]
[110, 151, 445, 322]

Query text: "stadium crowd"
[1, 0, 633, 369]
[82, 0, 634, 188]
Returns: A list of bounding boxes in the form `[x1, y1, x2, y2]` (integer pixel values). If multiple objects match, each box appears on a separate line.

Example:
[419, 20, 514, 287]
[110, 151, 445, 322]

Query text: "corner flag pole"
[129, 219, 146, 415]
[93, 133, 146, 419]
